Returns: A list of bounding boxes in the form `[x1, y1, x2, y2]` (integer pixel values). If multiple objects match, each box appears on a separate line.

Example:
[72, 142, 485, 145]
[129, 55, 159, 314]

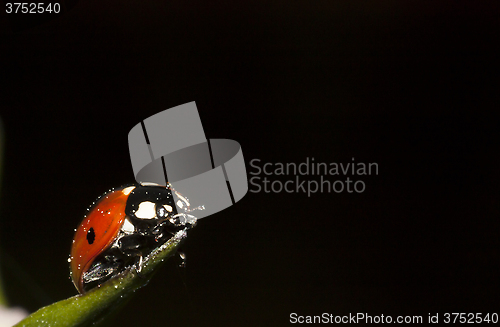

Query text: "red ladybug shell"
[70, 188, 129, 293]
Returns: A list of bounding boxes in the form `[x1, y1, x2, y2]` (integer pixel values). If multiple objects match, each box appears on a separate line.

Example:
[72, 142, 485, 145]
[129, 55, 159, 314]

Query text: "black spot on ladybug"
[87, 227, 96, 245]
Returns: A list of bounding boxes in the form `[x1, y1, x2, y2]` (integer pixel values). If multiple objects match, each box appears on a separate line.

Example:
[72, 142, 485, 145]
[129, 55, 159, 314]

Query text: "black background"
[1, 1, 499, 326]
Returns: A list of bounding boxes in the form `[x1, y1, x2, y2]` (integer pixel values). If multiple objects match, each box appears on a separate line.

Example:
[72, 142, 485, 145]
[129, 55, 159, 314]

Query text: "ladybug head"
[124, 183, 178, 231]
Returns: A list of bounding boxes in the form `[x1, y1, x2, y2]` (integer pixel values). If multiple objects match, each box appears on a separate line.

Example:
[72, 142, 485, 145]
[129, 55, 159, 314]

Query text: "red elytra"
[69, 189, 128, 293]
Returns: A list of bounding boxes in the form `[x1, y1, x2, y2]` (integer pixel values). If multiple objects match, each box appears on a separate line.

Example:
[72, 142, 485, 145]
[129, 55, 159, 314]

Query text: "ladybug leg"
[118, 234, 146, 251]
[151, 220, 176, 244]
[83, 259, 120, 284]
[178, 251, 186, 268]
[82, 250, 124, 292]
[169, 213, 198, 228]
[134, 253, 145, 278]
[153, 213, 196, 242]
[120, 246, 145, 278]
[118, 248, 145, 279]
[117, 234, 147, 277]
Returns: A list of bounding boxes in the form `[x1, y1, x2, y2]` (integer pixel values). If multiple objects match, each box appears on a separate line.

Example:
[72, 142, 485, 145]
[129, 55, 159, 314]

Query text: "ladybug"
[69, 182, 199, 293]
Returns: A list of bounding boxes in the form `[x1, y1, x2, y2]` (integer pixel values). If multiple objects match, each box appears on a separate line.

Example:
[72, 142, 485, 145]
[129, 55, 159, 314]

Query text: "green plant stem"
[14, 229, 188, 327]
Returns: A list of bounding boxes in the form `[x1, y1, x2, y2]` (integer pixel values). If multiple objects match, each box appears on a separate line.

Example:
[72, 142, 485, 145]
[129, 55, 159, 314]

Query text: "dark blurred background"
[0, 1, 499, 326]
